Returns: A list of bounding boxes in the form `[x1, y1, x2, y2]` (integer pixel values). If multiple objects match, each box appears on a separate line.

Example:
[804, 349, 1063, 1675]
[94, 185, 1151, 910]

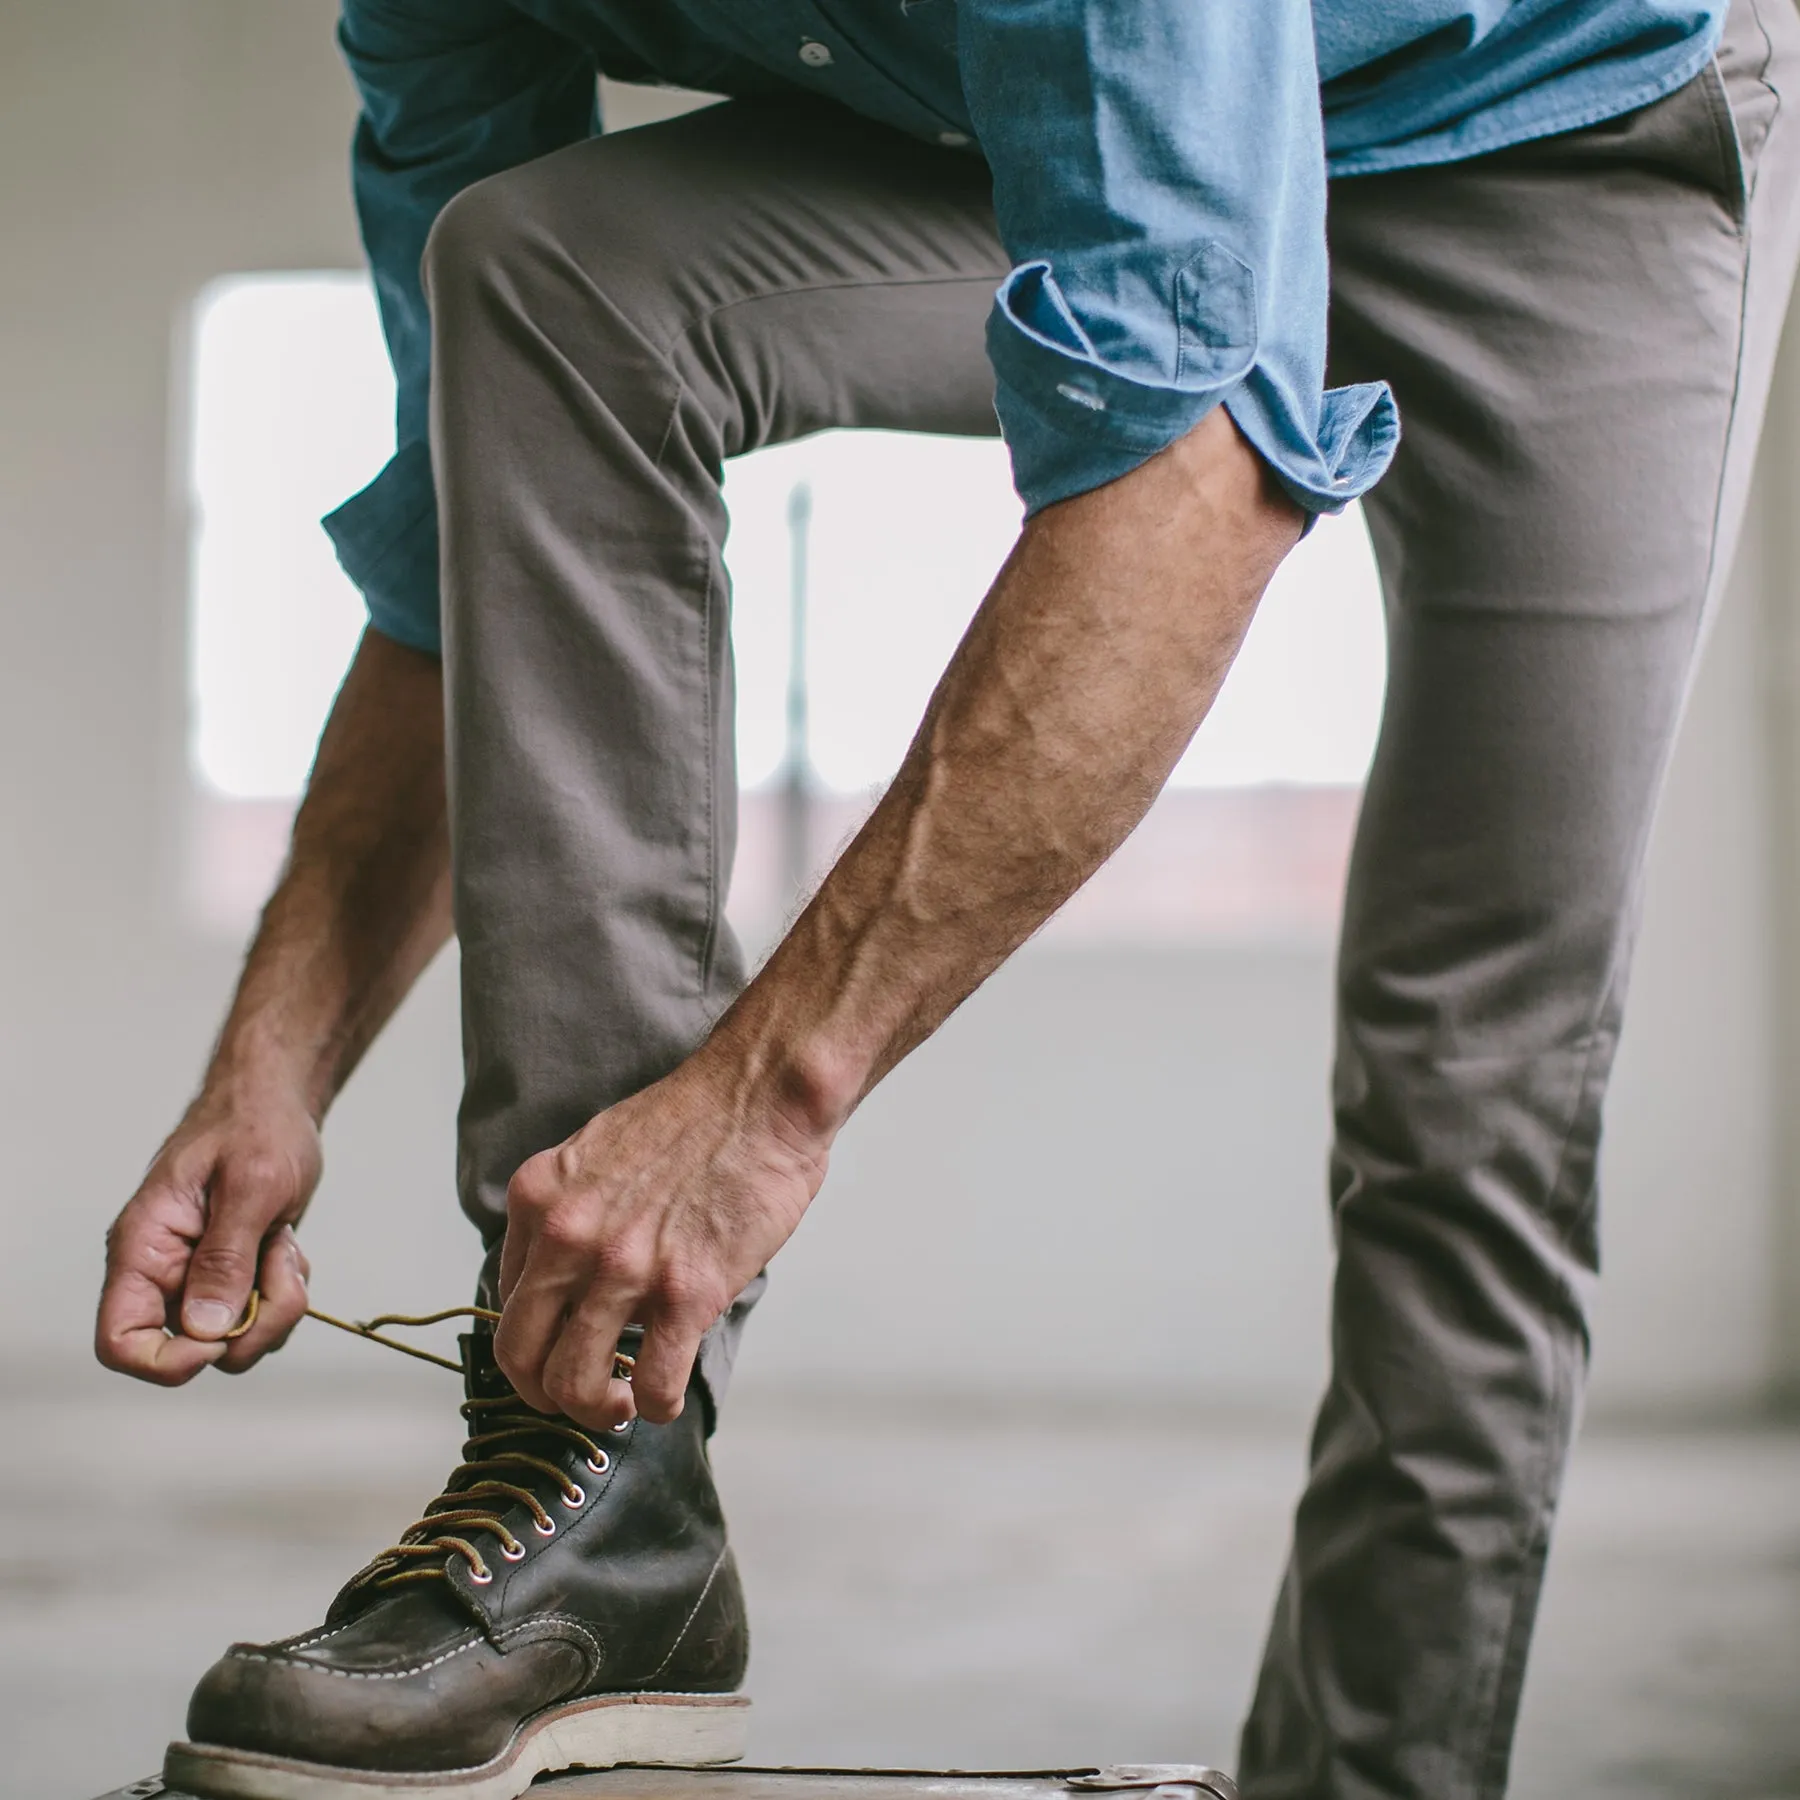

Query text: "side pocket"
[1695, 56, 1751, 230]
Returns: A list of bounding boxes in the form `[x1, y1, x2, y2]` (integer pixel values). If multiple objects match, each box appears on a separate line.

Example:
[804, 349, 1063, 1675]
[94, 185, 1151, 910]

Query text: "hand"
[495, 1049, 831, 1428]
[96, 1078, 321, 1383]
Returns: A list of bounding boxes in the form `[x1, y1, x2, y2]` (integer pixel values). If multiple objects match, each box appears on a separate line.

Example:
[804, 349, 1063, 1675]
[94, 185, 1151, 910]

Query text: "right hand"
[96, 1078, 322, 1384]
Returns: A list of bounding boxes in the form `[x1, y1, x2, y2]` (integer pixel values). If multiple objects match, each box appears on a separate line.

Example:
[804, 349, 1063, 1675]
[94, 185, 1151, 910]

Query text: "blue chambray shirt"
[325, 0, 1726, 655]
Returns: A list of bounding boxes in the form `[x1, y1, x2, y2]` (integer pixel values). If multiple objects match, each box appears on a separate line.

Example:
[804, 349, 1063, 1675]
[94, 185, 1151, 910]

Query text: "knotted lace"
[225, 1293, 636, 1590]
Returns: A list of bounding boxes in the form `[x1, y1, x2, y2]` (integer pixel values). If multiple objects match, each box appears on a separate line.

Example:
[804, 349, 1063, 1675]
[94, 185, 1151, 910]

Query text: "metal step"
[90, 1764, 1239, 1800]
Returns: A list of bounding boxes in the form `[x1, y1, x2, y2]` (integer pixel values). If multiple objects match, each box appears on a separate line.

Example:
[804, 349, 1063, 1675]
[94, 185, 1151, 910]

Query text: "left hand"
[493, 1049, 831, 1427]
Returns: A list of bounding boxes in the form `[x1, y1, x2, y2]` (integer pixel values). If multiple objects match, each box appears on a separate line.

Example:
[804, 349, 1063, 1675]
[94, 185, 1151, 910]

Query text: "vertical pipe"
[781, 480, 814, 910]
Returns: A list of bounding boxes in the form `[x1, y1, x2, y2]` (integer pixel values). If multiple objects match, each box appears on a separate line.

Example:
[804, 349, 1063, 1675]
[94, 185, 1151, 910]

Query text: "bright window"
[189, 273, 394, 799]
[720, 432, 1384, 794]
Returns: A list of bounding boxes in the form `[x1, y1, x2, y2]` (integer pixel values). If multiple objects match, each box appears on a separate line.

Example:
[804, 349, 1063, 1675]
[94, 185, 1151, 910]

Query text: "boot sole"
[164, 1691, 750, 1800]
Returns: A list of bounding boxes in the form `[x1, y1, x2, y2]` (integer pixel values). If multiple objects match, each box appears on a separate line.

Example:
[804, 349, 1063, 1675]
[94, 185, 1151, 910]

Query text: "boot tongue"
[324, 1569, 482, 1642]
[460, 1328, 512, 1404]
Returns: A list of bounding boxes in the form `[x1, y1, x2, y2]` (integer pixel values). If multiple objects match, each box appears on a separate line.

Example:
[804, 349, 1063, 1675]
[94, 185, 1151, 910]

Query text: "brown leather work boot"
[166, 1324, 749, 1800]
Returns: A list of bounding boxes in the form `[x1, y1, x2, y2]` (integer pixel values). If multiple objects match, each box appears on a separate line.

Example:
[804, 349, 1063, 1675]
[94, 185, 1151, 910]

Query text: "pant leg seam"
[644, 383, 724, 1010]
[644, 270, 1006, 1007]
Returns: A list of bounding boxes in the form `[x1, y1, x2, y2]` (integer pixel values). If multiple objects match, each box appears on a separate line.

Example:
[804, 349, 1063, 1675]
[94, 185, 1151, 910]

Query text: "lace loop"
[348, 1393, 619, 1592]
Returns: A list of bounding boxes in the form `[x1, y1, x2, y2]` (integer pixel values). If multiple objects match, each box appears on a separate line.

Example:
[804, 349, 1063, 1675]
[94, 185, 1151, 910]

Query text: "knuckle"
[542, 1368, 585, 1413]
[493, 1337, 539, 1395]
[506, 1158, 558, 1217]
[593, 1242, 653, 1293]
[224, 1150, 294, 1201]
[654, 1269, 722, 1325]
[536, 1208, 593, 1255]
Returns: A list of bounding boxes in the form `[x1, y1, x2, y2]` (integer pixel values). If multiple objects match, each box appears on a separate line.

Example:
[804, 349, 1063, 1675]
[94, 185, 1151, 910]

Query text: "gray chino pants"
[422, 1, 1800, 1792]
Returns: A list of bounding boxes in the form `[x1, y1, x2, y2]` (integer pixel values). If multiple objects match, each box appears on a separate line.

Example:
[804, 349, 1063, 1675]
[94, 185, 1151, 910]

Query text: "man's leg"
[1240, 6, 1800, 1796]
[170, 104, 1009, 1800]
[422, 102, 1006, 1409]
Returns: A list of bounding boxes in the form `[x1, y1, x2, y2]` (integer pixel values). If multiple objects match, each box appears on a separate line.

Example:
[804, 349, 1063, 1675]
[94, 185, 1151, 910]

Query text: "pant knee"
[424, 159, 581, 314]
[422, 153, 708, 460]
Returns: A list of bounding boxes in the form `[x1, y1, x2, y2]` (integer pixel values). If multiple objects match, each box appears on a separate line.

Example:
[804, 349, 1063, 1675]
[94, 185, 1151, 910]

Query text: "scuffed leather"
[184, 1328, 747, 1773]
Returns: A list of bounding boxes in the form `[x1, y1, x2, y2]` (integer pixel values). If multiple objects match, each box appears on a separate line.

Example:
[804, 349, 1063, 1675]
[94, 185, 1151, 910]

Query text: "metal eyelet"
[534, 1515, 557, 1537]
[611, 1420, 631, 1435]
[500, 1541, 526, 1562]
[468, 1565, 494, 1585]
[561, 1483, 586, 1510]
[585, 1451, 611, 1475]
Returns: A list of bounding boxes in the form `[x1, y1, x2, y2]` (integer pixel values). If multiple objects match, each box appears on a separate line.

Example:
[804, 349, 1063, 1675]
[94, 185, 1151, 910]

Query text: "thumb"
[180, 1172, 276, 1341]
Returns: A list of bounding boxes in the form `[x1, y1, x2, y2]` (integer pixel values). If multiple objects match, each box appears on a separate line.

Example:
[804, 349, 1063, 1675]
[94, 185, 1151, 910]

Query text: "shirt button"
[937, 130, 971, 148]
[798, 39, 834, 67]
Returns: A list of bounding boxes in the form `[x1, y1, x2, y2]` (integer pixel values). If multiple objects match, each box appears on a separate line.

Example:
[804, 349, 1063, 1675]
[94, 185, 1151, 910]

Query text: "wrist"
[698, 995, 869, 1158]
[201, 1026, 333, 1126]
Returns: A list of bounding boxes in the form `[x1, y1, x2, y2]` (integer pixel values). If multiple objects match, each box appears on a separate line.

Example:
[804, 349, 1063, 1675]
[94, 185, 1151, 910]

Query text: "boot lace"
[225, 1292, 636, 1591]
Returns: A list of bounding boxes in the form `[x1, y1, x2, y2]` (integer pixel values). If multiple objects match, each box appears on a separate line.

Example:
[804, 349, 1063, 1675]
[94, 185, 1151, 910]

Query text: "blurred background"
[1, 6, 1796, 1798]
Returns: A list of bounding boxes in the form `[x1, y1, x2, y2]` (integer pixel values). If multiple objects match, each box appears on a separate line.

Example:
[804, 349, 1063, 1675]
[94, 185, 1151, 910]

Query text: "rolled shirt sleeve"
[324, 0, 598, 653]
[959, 0, 1399, 518]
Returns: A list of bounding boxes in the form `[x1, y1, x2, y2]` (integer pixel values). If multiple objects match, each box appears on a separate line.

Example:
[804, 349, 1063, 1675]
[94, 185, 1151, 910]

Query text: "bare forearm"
[208, 628, 452, 1117]
[99, 630, 450, 1380]
[716, 410, 1302, 1132]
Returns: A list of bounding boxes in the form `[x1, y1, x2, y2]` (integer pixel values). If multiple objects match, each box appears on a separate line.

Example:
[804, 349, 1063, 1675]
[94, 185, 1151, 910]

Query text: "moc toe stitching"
[224, 1633, 484, 1681]
[278, 1621, 359, 1654]
[189, 1628, 589, 1772]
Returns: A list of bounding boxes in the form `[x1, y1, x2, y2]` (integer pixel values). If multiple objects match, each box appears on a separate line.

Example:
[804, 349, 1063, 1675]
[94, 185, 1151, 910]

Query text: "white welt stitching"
[228, 1634, 482, 1682]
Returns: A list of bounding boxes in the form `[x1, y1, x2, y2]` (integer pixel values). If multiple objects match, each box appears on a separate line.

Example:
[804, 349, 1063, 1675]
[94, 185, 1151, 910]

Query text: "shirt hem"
[1326, 31, 1721, 178]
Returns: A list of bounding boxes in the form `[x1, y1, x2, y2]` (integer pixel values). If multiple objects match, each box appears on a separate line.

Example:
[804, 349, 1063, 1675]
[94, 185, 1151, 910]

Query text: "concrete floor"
[5, 1360, 1797, 1800]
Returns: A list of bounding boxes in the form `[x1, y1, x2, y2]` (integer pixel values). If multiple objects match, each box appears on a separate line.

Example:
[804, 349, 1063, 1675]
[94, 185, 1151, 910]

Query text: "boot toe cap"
[183, 1629, 583, 1774]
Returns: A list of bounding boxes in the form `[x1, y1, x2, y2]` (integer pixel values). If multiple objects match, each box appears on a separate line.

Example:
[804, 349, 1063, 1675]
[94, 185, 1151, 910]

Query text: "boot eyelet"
[585, 1451, 611, 1475]
[500, 1541, 526, 1562]
[561, 1483, 586, 1510]
[610, 1421, 631, 1435]
[468, 1565, 494, 1585]
[534, 1516, 557, 1537]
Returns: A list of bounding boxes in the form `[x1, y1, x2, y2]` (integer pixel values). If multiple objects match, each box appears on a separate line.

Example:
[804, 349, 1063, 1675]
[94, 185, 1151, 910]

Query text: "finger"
[97, 1189, 223, 1385]
[497, 1148, 559, 1305]
[96, 1261, 225, 1385]
[538, 1285, 641, 1430]
[493, 1245, 587, 1413]
[627, 1305, 712, 1424]
[218, 1226, 310, 1373]
[497, 1217, 529, 1307]
[181, 1165, 283, 1341]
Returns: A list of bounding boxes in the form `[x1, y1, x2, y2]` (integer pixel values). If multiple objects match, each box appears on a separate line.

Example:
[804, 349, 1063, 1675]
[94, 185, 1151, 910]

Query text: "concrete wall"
[0, 0, 1790, 1416]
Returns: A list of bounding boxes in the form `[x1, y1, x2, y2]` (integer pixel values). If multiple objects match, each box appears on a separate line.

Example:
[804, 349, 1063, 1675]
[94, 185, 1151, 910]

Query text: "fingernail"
[185, 1300, 236, 1337]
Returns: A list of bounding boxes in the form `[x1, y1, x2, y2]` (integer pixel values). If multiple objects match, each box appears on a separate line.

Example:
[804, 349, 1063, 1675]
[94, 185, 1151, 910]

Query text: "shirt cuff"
[320, 439, 444, 655]
[985, 262, 1399, 519]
